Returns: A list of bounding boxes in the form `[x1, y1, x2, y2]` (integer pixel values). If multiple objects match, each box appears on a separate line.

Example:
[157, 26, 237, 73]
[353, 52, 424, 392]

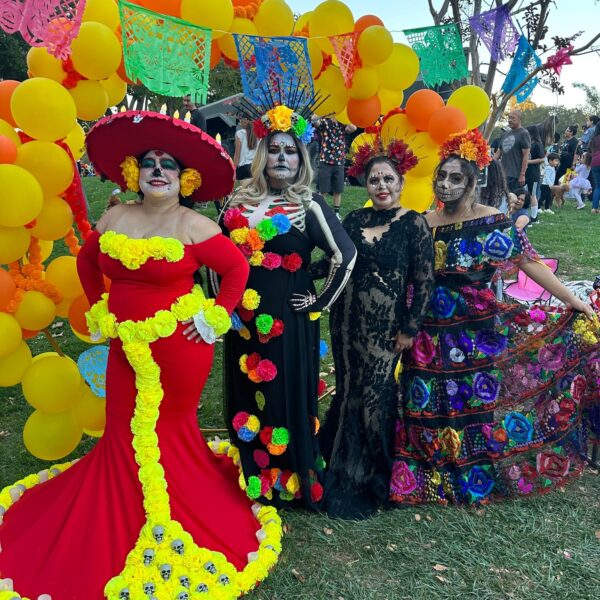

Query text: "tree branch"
[428, 0, 452, 25]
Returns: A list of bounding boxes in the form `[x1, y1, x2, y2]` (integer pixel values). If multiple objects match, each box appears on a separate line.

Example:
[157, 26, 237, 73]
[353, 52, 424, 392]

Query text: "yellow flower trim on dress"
[82, 287, 281, 598]
[120, 156, 140, 193]
[309, 311, 321, 321]
[241, 289, 261, 311]
[99, 231, 185, 270]
[573, 313, 600, 345]
[180, 167, 202, 197]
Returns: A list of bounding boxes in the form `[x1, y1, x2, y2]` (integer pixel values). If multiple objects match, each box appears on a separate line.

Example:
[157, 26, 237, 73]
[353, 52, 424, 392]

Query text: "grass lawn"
[1, 178, 599, 599]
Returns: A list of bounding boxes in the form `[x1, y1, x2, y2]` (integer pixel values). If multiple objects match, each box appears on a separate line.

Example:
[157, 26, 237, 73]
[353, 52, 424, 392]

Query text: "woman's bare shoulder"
[185, 209, 221, 243]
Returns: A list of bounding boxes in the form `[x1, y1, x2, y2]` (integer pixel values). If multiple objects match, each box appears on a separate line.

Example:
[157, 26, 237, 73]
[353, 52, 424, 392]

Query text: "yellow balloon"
[0, 312, 22, 358]
[10, 78, 77, 142]
[30, 196, 74, 241]
[309, 0, 355, 55]
[314, 65, 348, 116]
[65, 123, 86, 161]
[348, 67, 379, 100]
[26, 47, 66, 82]
[401, 175, 435, 212]
[71, 22, 122, 80]
[357, 26, 393, 66]
[14, 141, 73, 197]
[377, 44, 419, 91]
[46, 256, 83, 298]
[0, 226, 31, 263]
[380, 114, 416, 145]
[82, 0, 120, 31]
[306, 38, 323, 78]
[73, 384, 106, 430]
[181, 0, 233, 40]
[406, 132, 440, 178]
[23, 409, 83, 460]
[335, 108, 351, 125]
[218, 18, 258, 61]
[99, 73, 127, 107]
[254, 0, 294, 36]
[350, 132, 376, 153]
[22, 239, 54, 264]
[0, 119, 21, 147]
[22, 355, 81, 413]
[0, 164, 43, 227]
[69, 80, 109, 121]
[0, 340, 32, 386]
[55, 295, 74, 318]
[14, 290, 57, 331]
[84, 428, 104, 438]
[447, 85, 491, 129]
[32, 351, 59, 363]
[294, 11, 312, 32]
[377, 88, 404, 114]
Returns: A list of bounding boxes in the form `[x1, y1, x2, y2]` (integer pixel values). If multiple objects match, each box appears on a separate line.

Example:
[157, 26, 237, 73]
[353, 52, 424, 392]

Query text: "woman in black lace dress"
[318, 140, 435, 519]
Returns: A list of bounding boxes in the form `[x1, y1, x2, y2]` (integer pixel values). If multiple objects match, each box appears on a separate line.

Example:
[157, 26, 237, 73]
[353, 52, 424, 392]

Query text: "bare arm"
[494, 148, 501, 160]
[519, 148, 529, 185]
[520, 260, 594, 318]
[345, 124, 357, 134]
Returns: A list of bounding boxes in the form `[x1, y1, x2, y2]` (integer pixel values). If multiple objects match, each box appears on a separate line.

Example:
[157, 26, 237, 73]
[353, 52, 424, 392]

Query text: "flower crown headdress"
[235, 79, 328, 145]
[439, 129, 492, 170]
[120, 156, 202, 197]
[348, 137, 419, 179]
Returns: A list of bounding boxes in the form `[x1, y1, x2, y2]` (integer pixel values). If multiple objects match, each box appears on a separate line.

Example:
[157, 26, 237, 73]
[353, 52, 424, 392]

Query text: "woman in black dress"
[211, 97, 356, 510]
[318, 139, 435, 519]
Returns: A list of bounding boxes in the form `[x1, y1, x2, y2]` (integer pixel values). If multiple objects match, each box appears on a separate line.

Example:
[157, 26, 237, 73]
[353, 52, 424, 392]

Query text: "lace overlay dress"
[319, 208, 434, 519]
[391, 214, 600, 505]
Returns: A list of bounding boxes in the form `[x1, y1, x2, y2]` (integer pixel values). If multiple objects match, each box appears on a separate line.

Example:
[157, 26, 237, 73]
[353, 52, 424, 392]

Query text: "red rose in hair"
[253, 119, 269, 138]
[282, 253, 303, 272]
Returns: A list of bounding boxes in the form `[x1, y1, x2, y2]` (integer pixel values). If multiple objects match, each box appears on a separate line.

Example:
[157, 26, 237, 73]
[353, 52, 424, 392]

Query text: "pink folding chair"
[503, 258, 559, 304]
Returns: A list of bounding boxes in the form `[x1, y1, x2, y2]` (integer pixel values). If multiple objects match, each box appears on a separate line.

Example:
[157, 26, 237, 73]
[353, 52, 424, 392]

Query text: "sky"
[291, 0, 600, 109]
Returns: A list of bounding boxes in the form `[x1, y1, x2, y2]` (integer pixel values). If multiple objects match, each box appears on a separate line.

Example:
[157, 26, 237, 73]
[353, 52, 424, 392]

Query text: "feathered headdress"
[439, 129, 492, 170]
[348, 137, 419, 179]
[235, 79, 328, 145]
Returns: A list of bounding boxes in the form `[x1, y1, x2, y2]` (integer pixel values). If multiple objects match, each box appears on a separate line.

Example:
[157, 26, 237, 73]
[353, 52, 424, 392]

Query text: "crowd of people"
[1, 91, 599, 598]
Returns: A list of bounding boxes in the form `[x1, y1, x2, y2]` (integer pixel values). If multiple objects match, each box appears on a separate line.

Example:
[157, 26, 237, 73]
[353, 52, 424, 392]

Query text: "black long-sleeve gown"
[319, 207, 435, 519]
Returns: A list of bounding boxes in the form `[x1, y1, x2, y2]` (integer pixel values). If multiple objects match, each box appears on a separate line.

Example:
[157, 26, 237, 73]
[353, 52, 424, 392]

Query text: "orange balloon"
[68, 293, 91, 335]
[347, 95, 382, 128]
[0, 268, 16, 310]
[354, 14, 384, 33]
[428, 106, 468, 145]
[21, 328, 40, 339]
[140, 0, 182, 16]
[0, 80, 20, 127]
[210, 40, 222, 69]
[0, 134, 17, 164]
[405, 89, 445, 131]
[116, 56, 136, 85]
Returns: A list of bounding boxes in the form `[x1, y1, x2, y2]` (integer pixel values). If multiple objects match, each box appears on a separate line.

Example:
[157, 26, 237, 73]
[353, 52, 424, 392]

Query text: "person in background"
[494, 110, 531, 191]
[313, 116, 357, 219]
[540, 152, 560, 212]
[579, 115, 599, 152]
[589, 125, 600, 214]
[233, 116, 257, 181]
[182, 94, 207, 131]
[555, 125, 578, 184]
[525, 125, 544, 223]
[548, 131, 561, 154]
[479, 159, 512, 214]
[509, 187, 531, 229]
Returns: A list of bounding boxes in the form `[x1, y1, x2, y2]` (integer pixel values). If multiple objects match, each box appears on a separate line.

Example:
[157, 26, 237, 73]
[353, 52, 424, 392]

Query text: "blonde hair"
[229, 132, 313, 206]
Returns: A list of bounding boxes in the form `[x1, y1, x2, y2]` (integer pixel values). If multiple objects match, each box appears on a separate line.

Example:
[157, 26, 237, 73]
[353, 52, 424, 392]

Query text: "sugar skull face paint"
[265, 133, 300, 186]
[366, 160, 403, 210]
[435, 159, 467, 205]
[138, 150, 181, 199]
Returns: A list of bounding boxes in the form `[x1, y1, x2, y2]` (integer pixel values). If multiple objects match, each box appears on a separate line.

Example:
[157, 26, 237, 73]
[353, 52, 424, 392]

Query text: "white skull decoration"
[159, 563, 172, 581]
[203, 561, 217, 574]
[179, 575, 190, 588]
[118, 589, 130, 599]
[171, 538, 185, 555]
[152, 525, 165, 543]
[142, 582, 155, 596]
[217, 575, 230, 586]
[195, 583, 209, 593]
[143, 549, 155, 566]
[176, 593, 189, 600]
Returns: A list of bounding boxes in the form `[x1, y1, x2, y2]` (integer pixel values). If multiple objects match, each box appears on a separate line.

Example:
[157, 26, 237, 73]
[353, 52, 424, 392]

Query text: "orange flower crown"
[439, 129, 492, 170]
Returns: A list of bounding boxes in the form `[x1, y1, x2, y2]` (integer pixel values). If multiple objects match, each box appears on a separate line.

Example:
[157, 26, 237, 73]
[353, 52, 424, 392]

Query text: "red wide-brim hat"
[86, 110, 234, 202]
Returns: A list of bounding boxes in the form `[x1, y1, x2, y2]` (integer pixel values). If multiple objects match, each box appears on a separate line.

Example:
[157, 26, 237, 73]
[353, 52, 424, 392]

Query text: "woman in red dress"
[0, 112, 282, 599]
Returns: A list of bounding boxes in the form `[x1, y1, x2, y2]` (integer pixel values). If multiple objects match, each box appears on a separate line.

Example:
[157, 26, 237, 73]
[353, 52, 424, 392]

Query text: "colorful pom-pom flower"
[232, 411, 260, 442]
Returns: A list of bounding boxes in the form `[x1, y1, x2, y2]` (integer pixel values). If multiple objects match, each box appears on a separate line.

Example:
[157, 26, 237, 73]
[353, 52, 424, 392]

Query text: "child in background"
[540, 152, 560, 213]
[569, 152, 592, 209]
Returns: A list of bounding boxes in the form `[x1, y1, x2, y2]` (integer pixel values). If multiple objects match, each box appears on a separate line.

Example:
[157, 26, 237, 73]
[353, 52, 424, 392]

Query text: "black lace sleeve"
[399, 213, 434, 337]
[303, 194, 357, 311]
